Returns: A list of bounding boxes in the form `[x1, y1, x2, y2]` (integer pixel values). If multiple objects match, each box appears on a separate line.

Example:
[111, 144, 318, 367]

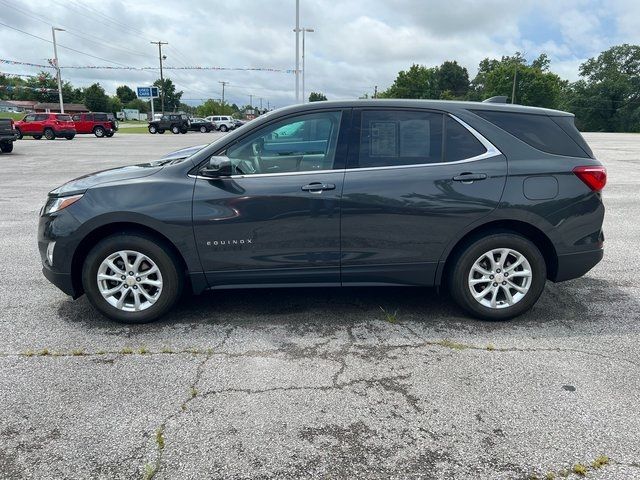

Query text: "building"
[34, 103, 89, 114]
[5, 100, 38, 112]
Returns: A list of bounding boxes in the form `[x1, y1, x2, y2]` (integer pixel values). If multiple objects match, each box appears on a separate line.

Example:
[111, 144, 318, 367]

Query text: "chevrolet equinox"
[38, 100, 606, 323]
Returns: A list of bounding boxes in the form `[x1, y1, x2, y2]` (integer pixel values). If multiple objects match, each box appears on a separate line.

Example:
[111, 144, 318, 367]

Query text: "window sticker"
[370, 121, 397, 157]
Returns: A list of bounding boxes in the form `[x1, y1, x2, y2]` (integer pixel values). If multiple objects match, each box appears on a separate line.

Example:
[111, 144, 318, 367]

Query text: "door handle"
[301, 182, 336, 192]
[452, 173, 488, 183]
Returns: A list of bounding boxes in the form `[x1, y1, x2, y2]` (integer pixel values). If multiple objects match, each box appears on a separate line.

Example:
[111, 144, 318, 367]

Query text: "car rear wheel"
[199, 126, 207, 133]
[44, 128, 55, 140]
[94, 126, 105, 137]
[15, 128, 22, 140]
[148, 125, 157, 134]
[82, 234, 183, 324]
[171, 125, 180, 134]
[0, 142, 13, 153]
[219, 125, 228, 132]
[448, 233, 546, 321]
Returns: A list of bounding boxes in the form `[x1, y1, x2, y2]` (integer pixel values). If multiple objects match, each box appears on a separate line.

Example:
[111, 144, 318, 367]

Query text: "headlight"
[43, 194, 84, 215]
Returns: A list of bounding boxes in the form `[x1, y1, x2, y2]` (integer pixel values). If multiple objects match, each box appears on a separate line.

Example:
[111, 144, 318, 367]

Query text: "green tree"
[83, 83, 110, 111]
[561, 44, 640, 132]
[195, 99, 235, 117]
[437, 60, 469, 98]
[308, 92, 327, 102]
[469, 53, 566, 108]
[124, 98, 149, 113]
[153, 78, 183, 112]
[108, 96, 122, 115]
[116, 85, 137, 104]
[380, 64, 439, 99]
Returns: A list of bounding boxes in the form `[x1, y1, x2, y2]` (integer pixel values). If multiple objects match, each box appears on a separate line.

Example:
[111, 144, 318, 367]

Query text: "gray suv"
[38, 99, 605, 323]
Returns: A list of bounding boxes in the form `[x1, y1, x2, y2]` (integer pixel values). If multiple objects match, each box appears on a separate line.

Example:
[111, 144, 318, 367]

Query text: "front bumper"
[552, 248, 604, 282]
[42, 263, 77, 297]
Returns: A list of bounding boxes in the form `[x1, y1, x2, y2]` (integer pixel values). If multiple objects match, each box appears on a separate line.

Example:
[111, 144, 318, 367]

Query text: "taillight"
[573, 166, 607, 192]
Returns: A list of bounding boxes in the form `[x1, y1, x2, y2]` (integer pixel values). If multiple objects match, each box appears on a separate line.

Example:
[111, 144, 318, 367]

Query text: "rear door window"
[445, 116, 487, 161]
[94, 113, 108, 121]
[56, 114, 72, 121]
[472, 110, 590, 158]
[357, 110, 444, 168]
[35, 114, 48, 121]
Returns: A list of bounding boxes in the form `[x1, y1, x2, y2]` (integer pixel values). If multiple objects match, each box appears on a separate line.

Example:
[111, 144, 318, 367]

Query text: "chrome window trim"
[190, 113, 502, 180]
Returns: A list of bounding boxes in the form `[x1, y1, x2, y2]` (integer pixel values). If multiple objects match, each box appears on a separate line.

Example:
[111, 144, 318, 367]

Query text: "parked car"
[38, 99, 605, 324]
[71, 112, 117, 137]
[188, 118, 215, 133]
[0, 118, 18, 153]
[232, 119, 246, 128]
[15, 113, 76, 140]
[205, 115, 235, 132]
[148, 114, 190, 134]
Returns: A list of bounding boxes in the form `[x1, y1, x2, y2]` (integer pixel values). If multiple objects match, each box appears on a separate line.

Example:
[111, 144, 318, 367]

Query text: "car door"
[340, 108, 507, 285]
[21, 114, 36, 134]
[192, 109, 351, 287]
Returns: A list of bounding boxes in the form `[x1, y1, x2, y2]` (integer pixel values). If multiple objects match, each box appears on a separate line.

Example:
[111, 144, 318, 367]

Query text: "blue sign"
[137, 87, 159, 98]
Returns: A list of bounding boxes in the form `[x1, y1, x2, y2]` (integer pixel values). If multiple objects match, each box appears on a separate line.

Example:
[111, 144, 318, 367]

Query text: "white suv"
[205, 115, 235, 132]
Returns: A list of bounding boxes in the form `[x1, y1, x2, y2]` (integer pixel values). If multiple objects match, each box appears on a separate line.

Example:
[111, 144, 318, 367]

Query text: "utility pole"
[259, 97, 263, 110]
[151, 41, 168, 114]
[249, 94, 253, 109]
[294, 0, 300, 102]
[301, 27, 314, 103]
[51, 27, 65, 113]
[267, 100, 270, 110]
[374, 85, 378, 99]
[219, 81, 229, 105]
[511, 64, 517, 104]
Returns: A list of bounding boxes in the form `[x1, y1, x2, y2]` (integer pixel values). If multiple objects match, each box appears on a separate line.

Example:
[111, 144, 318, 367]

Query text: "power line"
[0, 21, 130, 67]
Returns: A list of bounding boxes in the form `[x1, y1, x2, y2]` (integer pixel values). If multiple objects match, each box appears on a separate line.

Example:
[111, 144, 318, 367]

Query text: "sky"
[0, 0, 638, 108]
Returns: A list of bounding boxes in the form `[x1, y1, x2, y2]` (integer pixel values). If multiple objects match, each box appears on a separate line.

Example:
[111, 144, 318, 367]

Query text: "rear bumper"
[0, 130, 18, 142]
[552, 248, 603, 282]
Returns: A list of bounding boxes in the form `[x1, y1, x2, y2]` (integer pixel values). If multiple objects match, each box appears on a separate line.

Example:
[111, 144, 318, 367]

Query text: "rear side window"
[473, 110, 590, 158]
[94, 113, 108, 121]
[56, 114, 72, 121]
[358, 110, 443, 167]
[445, 116, 486, 161]
[35, 114, 48, 121]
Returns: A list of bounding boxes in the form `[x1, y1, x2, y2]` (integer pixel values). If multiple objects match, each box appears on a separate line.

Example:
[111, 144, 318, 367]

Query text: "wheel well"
[441, 220, 558, 284]
[70, 222, 188, 296]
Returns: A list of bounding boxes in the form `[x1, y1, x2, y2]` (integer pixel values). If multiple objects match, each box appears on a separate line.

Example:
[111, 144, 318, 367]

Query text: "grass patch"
[592, 455, 609, 469]
[139, 347, 149, 355]
[38, 348, 50, 356]
[142, 462, 157, 480]
[545, 472, 555, 480]
[572, 464, 587, 476]
[117, 126, 149, 134]
[161, 347, 173, 354]
[486, 344, 495, 351]
[379, 306, 399, 324]
[120, 347, 133, 355]
[71, 348, 85, 356]
[190, 387, 198, 399]
[155, 427, 165, 450]
[24, 350, 34, 357]
[0, 112, 24, 120]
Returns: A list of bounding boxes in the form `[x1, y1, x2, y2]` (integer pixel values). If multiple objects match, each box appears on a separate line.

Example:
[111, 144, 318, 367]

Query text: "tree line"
[374, 44, 640, 132]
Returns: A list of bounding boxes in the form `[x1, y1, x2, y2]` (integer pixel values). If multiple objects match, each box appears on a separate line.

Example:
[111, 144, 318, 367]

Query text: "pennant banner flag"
[0, 58, 294, 73]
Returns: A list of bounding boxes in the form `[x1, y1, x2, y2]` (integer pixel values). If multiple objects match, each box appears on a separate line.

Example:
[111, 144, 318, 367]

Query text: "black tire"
[65, 135, 75, 140]
[94, 126, 105, 138]
[148, 125, 157, 134]
[15, 128, 22, 140]
[180, 127, 188, 134]
[171, 125, 180, 134]
[33, 135, 42, 140]
[105, 131, 114, 137]
[0, 142, 13, 153]
[82, 234, 184, 324]
[157, 129, 165, 134]
[219, 125, 228, 132]
[44, 128, 55, 140]
[448, 233, 546, 321]
[199, 126, 207, 133]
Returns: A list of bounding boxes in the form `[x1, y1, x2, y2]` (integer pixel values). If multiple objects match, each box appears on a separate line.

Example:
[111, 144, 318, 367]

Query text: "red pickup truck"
[14, 113, 76, 140]
[71, 112, 118, 137]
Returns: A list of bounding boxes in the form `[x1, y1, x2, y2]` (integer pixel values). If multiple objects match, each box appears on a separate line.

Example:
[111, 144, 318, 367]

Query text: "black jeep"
[148, 114, 190, 135]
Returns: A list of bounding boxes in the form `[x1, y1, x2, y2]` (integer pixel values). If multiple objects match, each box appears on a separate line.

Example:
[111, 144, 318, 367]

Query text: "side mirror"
[201, 156, 233, 178]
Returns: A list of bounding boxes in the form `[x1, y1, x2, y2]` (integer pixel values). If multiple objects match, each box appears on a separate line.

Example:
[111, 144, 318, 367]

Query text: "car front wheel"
[94, 126, 105, 137]
[199, 126, 207, 133]
[15, 128, 22, 140]
[82, 234, 183, 323]
[219, 125, 228, 132]
[171, 125, 180, 134]
[148, 125, 157, 134]
[0, 142, 13, 153]
[448, 233, 546, 321]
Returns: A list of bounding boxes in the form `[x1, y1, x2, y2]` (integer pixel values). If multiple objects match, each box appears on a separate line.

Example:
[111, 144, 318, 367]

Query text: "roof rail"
[483, 96, 508, 103]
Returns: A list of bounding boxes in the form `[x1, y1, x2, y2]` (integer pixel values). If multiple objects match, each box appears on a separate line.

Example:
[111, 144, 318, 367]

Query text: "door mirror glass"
[201, 156, 233, 178]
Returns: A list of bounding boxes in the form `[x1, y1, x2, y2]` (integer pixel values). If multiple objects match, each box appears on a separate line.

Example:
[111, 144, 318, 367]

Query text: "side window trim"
[347, 109, 501, 172]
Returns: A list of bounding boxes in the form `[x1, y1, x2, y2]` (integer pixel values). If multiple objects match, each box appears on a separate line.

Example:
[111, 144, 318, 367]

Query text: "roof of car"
[273, 99, 573, 117]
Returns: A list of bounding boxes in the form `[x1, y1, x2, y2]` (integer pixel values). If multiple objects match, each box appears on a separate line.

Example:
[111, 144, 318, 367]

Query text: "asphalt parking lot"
[1, 132, 639, 479]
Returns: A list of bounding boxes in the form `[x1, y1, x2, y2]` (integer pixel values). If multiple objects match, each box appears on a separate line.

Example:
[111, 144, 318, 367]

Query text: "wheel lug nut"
[136, 277, 141, 282]
[121, 275, 126, 280]
[504, 273, 508, 277]
[493, 283, 498, 287]
[496, 269, 501, 273]
[490, 275, 494, 279]
[128, 271, 134, 276]
[502, 281, 507, 285]
[133, 285, 138, 289]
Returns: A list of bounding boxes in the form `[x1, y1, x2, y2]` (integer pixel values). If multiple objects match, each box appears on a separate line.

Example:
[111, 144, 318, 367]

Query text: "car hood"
[161, 144, 207, 161]
[50, 161, 171, 196]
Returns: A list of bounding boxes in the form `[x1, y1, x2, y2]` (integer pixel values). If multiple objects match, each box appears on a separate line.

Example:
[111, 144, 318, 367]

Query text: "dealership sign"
[137, 87, 159, 98]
